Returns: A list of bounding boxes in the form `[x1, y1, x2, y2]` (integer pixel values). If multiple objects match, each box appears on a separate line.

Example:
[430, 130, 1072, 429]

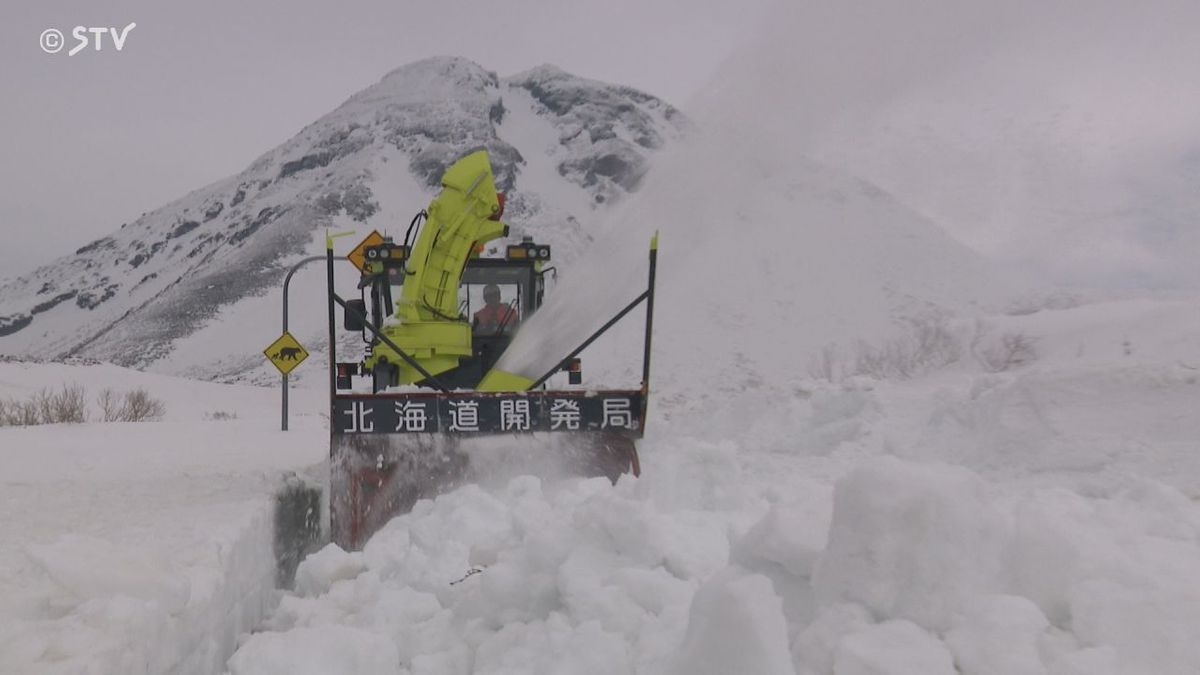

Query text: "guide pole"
[641, 232, 659, 427]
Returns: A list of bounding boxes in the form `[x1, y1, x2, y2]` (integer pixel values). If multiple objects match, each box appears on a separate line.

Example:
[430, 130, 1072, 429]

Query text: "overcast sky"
[0, 0, 767, 279]
[4, 1, 1200, 289]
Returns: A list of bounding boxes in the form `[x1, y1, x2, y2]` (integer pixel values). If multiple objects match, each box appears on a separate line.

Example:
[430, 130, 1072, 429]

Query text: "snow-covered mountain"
[0, 57, 684, 372]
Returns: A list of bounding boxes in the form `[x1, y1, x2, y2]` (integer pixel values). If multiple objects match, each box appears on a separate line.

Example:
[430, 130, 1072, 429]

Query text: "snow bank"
[224, 438, 1200, 675]
[25, 534, 191, 614]
[0, 361, 328, 674]
[230, 440, 752, 674]
[2, 504, 277, 675]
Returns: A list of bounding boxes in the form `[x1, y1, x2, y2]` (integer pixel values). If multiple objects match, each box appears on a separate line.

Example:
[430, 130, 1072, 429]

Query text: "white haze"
[493, 1, 1017, 410]
[635, 0, 1200, 291]
[772, 0, 1200, 288]
[498, 0, 1200, 390]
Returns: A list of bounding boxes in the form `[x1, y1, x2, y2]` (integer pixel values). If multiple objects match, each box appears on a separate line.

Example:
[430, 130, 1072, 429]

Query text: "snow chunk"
[793, 603, 874, 674]
[813, 458, 1009, 631]
[294, 543, 366, 597]
[1008, 489, 1097, 624]
[734, 485, 833, 578]
[945, 595, 1050, 675]
[833, 620, 956, 675]
[1070, 579, 1200, 675]
[1047, 646, 1118, 675]
[668, 568, 795, 675]
[25, 533, 190, 614]
[474, 614, 633, 675]
[227, 625, 401, 675]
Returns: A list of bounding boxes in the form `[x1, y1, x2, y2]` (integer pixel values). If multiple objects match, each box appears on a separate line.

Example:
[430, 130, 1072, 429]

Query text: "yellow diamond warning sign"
[347, 230, 385, 273]
[264, 332, 309, 376]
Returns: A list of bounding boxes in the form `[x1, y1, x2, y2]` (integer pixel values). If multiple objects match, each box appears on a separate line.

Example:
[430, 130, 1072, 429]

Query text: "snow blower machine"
[323, 150, 658, 549]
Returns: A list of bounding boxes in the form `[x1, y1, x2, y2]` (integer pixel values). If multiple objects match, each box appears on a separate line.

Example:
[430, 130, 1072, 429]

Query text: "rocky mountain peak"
[0, 58, 686, 376]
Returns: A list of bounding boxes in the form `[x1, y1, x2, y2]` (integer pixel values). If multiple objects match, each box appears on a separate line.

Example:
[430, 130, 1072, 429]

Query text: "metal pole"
[641, 232, 659, 429]
[280, 254, 346, 431]
[282, 373, 288, 431]
[326, 246, 338, 443]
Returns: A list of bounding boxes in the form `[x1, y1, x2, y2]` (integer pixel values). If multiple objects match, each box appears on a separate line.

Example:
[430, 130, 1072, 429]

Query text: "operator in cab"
[472, 284, 518, 334]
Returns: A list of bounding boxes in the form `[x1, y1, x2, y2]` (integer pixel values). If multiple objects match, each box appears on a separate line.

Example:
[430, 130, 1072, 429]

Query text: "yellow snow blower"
[324, 150, 658, 549]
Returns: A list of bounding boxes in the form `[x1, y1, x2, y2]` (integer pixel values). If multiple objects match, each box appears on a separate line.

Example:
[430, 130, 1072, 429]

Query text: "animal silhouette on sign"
[273, 347, 304, 361]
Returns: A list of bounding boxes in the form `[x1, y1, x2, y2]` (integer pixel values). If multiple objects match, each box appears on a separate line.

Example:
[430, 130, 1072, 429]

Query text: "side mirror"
[344, 299, 366, 332]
